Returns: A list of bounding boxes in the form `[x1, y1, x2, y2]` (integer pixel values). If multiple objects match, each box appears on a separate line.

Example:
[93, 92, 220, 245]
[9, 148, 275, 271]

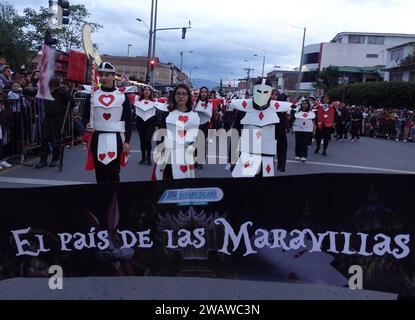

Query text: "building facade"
[300, 32, 415, 91]
[384, 42, 415, 82]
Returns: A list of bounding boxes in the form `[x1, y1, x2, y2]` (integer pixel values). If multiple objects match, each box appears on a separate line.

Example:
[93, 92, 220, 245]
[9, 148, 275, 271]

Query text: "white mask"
[253, 79, 272, 108]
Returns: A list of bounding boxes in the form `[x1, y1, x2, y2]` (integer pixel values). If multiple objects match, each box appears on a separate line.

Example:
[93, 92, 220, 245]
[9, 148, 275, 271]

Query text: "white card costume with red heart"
[194, 100, 213, 124]
[134, 97, 157, 122]
[92, 88, 126, 165]
[293, 111, 316, 132]
[154, 110, 200, 180]
[231, 97, 292, 178]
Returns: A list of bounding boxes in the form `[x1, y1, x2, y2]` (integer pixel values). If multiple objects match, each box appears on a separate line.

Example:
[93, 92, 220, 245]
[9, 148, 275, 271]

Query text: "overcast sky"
[12, 0, 415, 83]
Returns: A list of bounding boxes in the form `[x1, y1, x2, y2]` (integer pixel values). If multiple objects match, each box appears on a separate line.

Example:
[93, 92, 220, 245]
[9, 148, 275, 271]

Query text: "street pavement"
[0, 133, 414, 188]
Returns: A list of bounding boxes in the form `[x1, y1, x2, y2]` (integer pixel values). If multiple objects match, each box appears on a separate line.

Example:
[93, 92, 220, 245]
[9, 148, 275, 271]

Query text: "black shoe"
[139, 158, 146, 165]
[198, 164, 204, 169]
[315, 148, 320, 154]
[35, 161, 47, 169]
[146, 158, 152, 166]
[277, 168, 285, 173]
[322, 150, 327, 156]
[49, 161, 58, 168]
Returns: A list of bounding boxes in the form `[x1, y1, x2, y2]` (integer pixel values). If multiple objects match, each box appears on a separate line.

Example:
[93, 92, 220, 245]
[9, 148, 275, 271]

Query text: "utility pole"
[244, 67, 254, 95]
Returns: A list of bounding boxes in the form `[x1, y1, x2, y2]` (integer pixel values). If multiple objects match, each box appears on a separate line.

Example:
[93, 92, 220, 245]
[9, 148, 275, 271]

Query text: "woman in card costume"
[230, 78, 292, 177]
[134, 85, 157, 165]
[292, 99, 315, 162]
[152, 84, 200, 180]
[315, 96, 336, 156]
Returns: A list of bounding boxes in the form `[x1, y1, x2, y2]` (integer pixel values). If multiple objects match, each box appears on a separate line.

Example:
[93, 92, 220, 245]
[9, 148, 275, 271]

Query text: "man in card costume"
[230, 78, 292, 178]
[84, 62, 132, 183]
[315, 96, 336, 156]
[134, 85, 157, 165]
[153, 84, 200, 180]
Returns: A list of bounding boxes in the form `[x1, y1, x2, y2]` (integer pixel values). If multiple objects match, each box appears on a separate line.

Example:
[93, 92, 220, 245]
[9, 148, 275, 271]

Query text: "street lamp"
[136, 16, 153, 84]
[254, 54, 266, 78]
[179, 50, 194, 71]
[190, 66, 198, 86]
[127, 44, 132, 57]
[288, 24, 307, 96]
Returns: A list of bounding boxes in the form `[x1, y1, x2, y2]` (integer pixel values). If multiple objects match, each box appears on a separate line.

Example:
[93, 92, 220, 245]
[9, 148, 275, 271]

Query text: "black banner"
[1, 174, 415, 296]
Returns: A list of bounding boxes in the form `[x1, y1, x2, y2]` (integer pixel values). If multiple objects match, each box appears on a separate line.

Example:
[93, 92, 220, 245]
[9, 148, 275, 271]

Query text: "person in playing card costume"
[230, 78, 292, 178]
[152, 84, 200, 180]
[193, 86, 213, 168]
[315, 96, 336, 156]
[84, 62, 132, 183]
[134, 85, 157, 166]
[292, 99, 315, 162]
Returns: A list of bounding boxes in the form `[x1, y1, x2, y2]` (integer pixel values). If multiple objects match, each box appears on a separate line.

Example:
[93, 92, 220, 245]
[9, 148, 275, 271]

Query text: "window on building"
[348, 35, 365, 44]
[301, 72, 317, 83]
[366, 54, 379, 58]
[410, 72, 415, 82]
[390, 48, 404, 61]
[303, 52, 319, 65]
[390, 73, 403, 81]
[367, 36, 385, 45]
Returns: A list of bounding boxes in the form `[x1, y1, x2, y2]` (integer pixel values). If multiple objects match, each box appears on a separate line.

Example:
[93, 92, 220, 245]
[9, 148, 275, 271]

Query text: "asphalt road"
[0, 133, 414, 188]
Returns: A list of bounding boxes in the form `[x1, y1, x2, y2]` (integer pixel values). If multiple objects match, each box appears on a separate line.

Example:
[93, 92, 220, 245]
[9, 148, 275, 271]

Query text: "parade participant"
[0, 90, 12, 170]
[84, 62, 132, 183]
[35, 76, 73, 168]
[134, 85, 157, 165]
[272, 89, 291, 172]
[350, 106, 363, 141]
[292, 99, 315, 162]
[153, 84, 200, 180]
[335, 102, 348, 141]
[230, 78, 291, 177]
[193, 86, 213, 167]
[315, 96, 335, 156]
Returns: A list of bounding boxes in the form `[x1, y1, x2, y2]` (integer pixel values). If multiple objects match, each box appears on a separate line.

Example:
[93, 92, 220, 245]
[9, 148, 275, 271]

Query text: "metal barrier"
[0, 89, 88, 164]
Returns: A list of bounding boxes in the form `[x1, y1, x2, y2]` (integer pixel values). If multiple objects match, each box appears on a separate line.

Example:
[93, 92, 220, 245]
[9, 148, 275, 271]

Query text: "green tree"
[23, 4, 102, 53]
[0, 2, 34, 69]
[312, 66, 340, 91]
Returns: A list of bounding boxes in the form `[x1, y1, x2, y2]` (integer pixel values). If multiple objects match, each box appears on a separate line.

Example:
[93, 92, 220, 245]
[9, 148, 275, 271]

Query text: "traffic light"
[45, 27, 57, 46]
[149, 58, 156, 71]
[48, 0, 59, 29]
[182, 28, 187, 39]
[58, 0, 70, 25]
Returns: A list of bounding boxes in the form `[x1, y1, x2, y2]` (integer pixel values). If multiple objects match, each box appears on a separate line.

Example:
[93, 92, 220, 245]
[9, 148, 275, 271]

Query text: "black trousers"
[91, 132, 123, 184]
[351, 123, 360, 140]
[336, 123, 346, 139]
[40, 118, 62, 162]
[136, 117, 154, 160]
[295, 132, 312, 158]
[276, 123, 287, 171]
[315, 126, 332, 151]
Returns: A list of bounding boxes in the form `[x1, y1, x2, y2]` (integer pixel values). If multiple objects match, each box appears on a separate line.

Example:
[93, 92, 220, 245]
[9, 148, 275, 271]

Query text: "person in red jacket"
[315, 96, 336, 156]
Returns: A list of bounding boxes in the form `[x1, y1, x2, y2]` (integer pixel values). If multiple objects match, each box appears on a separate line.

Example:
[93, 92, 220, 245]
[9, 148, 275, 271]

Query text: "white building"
[384, 42, 415, 82]
[301, 32, 415, 91]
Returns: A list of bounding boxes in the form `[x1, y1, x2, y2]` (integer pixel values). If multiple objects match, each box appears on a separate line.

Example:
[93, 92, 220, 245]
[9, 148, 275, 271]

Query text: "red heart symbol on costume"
[178, 116, 189, 123]
[103, 113, 111, 121]
[99, 94, 115, 107]
[99, 154, 106, 161]
[107, 152, 116, 159]
[303, 113, 308, 118]
[144, 101, 149, 105]
[118, 87, 126, 93]
[180, 165, 188, 173]
[244, 161, 251, 168]
[201, 102, 207, 108]
[178, 130, 187, 138]
[274, 102, 280, 110]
